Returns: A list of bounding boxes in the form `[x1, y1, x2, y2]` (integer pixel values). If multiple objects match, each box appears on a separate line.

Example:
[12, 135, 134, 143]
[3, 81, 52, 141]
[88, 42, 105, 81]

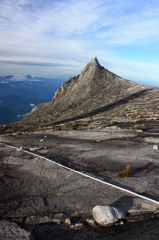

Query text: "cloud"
[0, 0, 159, 84]
[17, 112, 29, 117]
[1, 0, 159, 48]
[0, 74, 42, 82]
[0, 60, 72, 67]
[30, 103, 35, 107]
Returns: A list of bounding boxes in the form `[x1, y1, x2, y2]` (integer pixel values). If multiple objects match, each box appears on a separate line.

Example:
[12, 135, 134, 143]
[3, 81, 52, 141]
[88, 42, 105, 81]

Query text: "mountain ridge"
[1, 57, 159, 132]
[51, 57, 149, 114]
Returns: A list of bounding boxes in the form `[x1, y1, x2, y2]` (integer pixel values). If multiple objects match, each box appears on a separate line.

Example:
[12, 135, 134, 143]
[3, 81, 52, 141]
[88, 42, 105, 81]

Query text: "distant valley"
[0, 75, 63, 124]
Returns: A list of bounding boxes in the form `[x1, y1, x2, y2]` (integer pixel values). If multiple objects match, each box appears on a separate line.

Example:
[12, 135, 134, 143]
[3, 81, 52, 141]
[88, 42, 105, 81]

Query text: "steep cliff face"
[5, 57, 159, 132]
[52, 57, 104, 108]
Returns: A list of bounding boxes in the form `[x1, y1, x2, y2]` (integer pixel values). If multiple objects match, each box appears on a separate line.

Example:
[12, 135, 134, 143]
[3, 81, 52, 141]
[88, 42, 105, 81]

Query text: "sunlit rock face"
[5, 57, 159, 132]
[51, 57, 145, 114]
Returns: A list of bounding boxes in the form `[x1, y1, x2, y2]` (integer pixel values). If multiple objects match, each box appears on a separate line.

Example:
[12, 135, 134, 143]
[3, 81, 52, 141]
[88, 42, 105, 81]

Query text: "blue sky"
[0, 0, 159, 86]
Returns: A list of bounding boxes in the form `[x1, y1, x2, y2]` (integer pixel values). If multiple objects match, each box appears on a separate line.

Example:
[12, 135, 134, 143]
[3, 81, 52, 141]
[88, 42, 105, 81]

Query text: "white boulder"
[93, 205, 126, 226]
[153, 145, 158, 150]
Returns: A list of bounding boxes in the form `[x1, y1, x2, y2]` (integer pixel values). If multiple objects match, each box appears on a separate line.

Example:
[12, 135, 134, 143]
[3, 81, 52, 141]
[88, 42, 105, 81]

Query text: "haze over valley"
[0, 75, 63, 124]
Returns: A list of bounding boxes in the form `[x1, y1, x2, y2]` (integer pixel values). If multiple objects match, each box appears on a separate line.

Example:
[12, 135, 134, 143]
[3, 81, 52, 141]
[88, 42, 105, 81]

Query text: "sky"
[0, 0, 159, 86]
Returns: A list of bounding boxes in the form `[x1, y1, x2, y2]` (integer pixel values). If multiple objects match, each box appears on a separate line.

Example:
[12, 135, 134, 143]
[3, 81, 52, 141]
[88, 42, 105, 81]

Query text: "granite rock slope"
[2, 57, 159, 132]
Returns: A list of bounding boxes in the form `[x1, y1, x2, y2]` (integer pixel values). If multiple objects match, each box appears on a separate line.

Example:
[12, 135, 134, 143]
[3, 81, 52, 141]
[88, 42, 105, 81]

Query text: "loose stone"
[93, 205, 126, 226]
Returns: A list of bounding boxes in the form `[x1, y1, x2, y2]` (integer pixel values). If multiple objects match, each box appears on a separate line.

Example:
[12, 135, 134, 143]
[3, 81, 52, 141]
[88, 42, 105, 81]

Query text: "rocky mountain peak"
[79, 57, 103, 80]
[52, 57, 104, 105]
[86, 57, 102, 69]
[8, 57, 159, 132]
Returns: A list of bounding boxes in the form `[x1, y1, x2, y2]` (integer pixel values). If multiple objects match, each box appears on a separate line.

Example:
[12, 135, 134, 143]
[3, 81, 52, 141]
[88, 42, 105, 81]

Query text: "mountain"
[2, 57, 159, 132]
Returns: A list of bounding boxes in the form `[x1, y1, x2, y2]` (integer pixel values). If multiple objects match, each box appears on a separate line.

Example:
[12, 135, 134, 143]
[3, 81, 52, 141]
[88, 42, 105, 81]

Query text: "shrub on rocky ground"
[88, 125, 93, 130]
[110, 120, 118, 126]
[36, 126, 43, 131]
[117, 165, 132, 178]
[71, 123, 78, 130]
[134, 124, 142, 130]
[0, 142, 5, 147]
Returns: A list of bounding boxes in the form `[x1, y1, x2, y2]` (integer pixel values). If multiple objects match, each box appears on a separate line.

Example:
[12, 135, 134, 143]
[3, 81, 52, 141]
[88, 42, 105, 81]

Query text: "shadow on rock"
[110, 196, 134, 212]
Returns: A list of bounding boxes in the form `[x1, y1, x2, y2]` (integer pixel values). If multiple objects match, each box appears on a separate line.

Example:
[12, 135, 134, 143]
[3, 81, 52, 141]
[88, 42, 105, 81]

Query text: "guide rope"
[2, 143, 159, 206]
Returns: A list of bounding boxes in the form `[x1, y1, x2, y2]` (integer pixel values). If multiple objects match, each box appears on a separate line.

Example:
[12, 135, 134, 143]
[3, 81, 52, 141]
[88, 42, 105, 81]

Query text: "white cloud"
[11, 75, 26, 81]
[1, 0, 159, 47]
[0, 0, 159, 84]
[17, 112, 29, 117]
[30, 103, 35, 107]
[0, 80, 8, 84]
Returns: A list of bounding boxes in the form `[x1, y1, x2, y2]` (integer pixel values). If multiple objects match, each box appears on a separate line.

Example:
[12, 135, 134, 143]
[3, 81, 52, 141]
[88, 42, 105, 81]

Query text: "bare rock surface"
[1, 144, 157, 218]
[145, 137, 159, 144]
[0, 220, 34, 240]
[93, 205, 126, 226]
[50, 128, 136, 140]
[0, 125, 159, 239]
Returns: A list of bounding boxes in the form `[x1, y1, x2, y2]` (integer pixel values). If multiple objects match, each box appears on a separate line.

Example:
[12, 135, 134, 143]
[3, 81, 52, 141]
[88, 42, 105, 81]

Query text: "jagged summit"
[52, 57, 104, 105]
[5, 57, 159, 132]
[79, 57, 103, 83]
[51, 57, 140, 109]
[84, 57, 102, 70]
[82, 57, 103, 74]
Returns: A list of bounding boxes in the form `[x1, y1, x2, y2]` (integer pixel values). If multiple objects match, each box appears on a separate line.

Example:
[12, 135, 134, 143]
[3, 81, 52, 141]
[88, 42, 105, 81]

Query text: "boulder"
[153, 145, 158, 150]
[93, 205, 126, 226]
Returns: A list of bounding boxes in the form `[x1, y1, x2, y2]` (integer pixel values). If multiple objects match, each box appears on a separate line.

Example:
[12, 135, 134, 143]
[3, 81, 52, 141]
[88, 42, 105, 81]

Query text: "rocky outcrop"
[0, 220, 34, 240]
[93, 205, 126, 226]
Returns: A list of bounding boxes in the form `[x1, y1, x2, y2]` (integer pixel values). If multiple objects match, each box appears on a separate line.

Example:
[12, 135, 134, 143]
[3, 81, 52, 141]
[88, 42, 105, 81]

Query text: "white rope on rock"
[2, 143, 159, 206]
